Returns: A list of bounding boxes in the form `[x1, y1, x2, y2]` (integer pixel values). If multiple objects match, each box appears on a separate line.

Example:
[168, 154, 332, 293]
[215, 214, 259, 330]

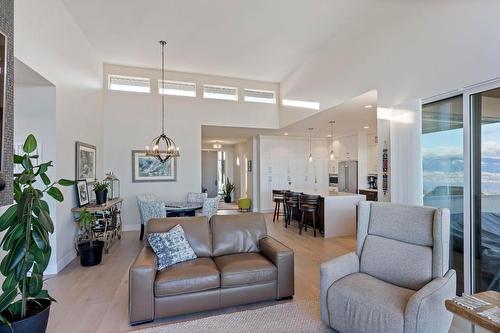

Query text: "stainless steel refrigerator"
[338, 160, 358, 193]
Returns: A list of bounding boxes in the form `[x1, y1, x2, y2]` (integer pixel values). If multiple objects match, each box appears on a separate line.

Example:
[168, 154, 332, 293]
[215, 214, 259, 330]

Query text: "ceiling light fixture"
[329, 121, 336, 160]
[308, 128, 314, 163]
[363, 126, 370, 129]
[145, 41, 180, 162]
[284, 132, 289, 136]
[364, 104, 373, 109]
[213, 141, 222, 149]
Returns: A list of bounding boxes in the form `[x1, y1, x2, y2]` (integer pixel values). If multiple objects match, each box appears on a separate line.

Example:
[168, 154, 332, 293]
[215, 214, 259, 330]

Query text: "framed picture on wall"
[132, 150, 177, 182]
[247, 159, 252, 172]
[76, 179, 89, 207]
[76, 141, 96, 182]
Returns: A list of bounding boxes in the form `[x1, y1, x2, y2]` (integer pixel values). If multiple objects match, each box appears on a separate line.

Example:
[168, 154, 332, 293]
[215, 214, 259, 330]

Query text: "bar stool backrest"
[299, 194, 320, 206]
[272, 190, 286, 200]
[285, 191, 301, 203]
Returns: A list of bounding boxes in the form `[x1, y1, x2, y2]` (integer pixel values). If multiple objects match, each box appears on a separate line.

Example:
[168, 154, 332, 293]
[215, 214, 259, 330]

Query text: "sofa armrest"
[129, 246, 157, 324]
[404, 269, 456, 333]
[259, 236, 294, 299]
[320, 252, 359, 325]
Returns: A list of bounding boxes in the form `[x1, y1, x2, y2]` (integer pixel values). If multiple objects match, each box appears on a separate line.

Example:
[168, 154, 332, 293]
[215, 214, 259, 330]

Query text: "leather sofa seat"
[214, 253, 277, 288]
[155, 258, 220, 297]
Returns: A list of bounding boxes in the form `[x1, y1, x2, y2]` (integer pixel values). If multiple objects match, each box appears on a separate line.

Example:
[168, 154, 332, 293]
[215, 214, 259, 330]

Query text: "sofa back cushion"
[147, 216, 212, 257]
[211, 213, 267, 257]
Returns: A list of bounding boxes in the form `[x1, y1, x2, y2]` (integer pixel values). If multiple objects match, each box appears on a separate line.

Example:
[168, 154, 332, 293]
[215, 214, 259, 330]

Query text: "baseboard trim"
[57, 250, 76, 273]
[123, 224, 141, 232]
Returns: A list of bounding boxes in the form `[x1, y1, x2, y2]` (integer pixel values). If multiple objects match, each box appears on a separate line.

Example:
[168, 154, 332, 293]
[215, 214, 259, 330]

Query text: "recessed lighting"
[327, 134, 332, 138]
[284, 132, 289, 136]
[364, 105, 373, 109]
[363, 126, 370, 129]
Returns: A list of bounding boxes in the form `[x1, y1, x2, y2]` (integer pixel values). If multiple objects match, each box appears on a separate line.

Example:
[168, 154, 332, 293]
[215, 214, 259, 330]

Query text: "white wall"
[103, 64, 280, 230]
[14, 0, 104, 272]
[280, 2, 500, 202]
[232, 141, 249, 199]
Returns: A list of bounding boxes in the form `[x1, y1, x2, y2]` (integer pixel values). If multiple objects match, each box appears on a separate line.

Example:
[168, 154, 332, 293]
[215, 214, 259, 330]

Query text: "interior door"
[202, 151, 218, 197]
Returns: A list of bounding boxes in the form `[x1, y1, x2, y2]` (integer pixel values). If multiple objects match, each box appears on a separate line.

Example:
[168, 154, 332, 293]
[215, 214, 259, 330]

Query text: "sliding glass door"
[422, 96, 464, 294]
[471, 88, 500, 292]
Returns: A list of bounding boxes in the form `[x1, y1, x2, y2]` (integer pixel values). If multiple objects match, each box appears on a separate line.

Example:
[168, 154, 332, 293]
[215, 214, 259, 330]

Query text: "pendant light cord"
[161, 41, 166, 134]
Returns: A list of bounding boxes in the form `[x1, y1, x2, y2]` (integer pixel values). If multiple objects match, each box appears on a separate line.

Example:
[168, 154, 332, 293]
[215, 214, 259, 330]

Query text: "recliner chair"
[320, 201, 456, 333]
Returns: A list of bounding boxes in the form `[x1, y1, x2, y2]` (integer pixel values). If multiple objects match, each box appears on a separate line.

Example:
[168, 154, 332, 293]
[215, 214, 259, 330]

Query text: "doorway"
[202, 150, 218, 197]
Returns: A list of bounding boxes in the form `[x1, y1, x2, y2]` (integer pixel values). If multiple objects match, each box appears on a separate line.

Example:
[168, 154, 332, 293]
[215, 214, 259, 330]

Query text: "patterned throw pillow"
[147, 224, 197, 271]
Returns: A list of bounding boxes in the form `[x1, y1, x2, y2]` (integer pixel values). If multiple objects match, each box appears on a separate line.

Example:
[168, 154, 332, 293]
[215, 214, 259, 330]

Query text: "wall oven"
[329, 173, 338, 187]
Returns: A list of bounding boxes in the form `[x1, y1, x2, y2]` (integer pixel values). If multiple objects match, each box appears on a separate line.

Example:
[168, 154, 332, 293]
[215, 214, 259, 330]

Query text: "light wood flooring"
[45, 214, 355, 333]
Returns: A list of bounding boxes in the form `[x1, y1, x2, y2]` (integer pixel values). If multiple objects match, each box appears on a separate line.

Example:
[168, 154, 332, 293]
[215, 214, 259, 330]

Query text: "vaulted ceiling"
[62, 0, 371, 82]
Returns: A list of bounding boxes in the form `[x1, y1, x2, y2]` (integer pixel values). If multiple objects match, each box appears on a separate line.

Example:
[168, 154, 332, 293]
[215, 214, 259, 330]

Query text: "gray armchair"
[320, 202, 456, 333]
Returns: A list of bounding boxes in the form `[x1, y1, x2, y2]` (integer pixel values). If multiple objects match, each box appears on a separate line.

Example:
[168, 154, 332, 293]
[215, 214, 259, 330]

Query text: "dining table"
[164, 201, 203, 217]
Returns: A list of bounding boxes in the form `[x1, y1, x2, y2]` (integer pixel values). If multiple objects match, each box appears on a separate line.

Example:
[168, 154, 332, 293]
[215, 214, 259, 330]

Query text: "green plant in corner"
[0, 134, 75, 325]
[222, 178, 235, 203]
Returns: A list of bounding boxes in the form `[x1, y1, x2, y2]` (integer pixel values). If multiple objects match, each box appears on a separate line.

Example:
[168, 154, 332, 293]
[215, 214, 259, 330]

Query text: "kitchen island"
[289, 189, 365, 238]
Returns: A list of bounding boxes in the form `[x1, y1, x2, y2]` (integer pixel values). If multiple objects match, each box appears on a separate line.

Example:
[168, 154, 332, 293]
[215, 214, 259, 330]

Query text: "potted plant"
[93, 182, 108, 205]
[222, 178, 235, 203]
[0, 134, 74, 333]
[77, 209, 104, 267]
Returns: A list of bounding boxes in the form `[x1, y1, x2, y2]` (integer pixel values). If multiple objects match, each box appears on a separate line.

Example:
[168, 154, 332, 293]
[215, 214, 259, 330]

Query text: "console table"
[71, 198, 123, 253]
[445, 291, 500, 332]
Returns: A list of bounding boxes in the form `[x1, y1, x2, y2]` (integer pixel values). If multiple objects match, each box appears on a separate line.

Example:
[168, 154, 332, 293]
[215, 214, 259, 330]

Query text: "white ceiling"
[62, 0, 367, 82]
[202, 90, 377, 147]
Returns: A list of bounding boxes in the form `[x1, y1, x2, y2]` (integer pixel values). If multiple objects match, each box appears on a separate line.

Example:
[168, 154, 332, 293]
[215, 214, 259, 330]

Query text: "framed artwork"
[76, 141, 96, 182]
[76, 179, 89, 207]
[132, 150, 177, 182]
[247, 159, 252, 172]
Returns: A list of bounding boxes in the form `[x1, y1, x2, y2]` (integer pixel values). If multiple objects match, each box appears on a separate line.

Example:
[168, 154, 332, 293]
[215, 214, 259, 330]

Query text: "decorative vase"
[95, 190, 108, 205]
[224, 196, 231, 203]
[78, 241, 104, 266]
[0, 299, 51, 333]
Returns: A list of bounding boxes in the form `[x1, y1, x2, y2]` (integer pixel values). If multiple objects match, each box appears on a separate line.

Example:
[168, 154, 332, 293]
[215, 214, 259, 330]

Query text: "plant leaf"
[21, 155, 33, 171]
[32, 223, 49, 250]
[28, 273, 43, 297]
[58, 179, 75, 186]
[5, 238, 26, 273]
[23, 134, 37, 154]
[7, 300, 22, 317]
[40, 173, 50, 186]
[38, 209, 54, 233]
[18, 173, 35, 184]
[2, 223, 25, 251]
[35, 289, 56, 302]
[47, 187, 63, 202]
[1, 272, 16, 292]
[32, 246, 51, 273]
[0, 289, 17, 313]
[13, 154, 23, 164]
[0, 205, 17, 232]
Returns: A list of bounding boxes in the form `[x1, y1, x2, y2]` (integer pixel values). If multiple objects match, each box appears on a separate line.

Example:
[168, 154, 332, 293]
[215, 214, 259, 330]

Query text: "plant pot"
[78, 241, 104, 266]
[95, 190, 108, 205]
[0, 299, 51, 333]
[224, 196, 231, 203]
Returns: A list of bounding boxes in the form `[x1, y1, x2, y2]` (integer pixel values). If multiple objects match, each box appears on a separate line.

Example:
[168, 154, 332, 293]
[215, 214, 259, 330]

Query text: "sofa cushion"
[211, 213, 267, 257]
[214, 253, 277, 288]
[147, 216, 212, 257]
[148, 224, 197, 271]
[327, 272, 415, 333]
[154, 258, 220, 297]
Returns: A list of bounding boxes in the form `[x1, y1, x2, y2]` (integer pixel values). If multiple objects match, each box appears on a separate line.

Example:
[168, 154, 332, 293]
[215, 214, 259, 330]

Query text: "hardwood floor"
[45, 214, 355, 333]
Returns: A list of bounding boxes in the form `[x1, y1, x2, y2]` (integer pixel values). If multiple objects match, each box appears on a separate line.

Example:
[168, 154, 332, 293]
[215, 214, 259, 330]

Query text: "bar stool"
[284, 191, 301, 228]
[272, 190, 286, 223]
[299, 194, 320, 237]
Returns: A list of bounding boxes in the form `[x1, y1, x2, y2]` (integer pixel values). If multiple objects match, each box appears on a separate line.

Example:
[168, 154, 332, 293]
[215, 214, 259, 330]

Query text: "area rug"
[129, 299, 334, 333]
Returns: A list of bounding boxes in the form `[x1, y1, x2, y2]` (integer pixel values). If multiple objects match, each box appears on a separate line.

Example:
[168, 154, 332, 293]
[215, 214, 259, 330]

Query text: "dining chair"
[187, 192, 208, 204]
[137, 194, 164, 240]
[198, 197, 219, 220]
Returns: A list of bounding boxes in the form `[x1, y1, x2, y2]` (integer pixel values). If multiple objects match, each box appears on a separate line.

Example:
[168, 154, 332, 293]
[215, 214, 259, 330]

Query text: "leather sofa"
[129, 213, 294, 325]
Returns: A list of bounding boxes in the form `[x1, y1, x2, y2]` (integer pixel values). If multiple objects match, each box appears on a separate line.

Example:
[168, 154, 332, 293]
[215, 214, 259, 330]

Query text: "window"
[203, 84, 238, 101]
[422, 95, 464, 294]
[282, 99, 320, 110]
[244, 89, 276, 104]
[158, 80, 196, 97]
[108, 75, 150, 93]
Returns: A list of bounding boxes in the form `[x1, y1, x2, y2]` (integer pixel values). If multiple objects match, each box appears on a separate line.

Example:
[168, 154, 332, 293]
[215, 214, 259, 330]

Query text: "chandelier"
[145, 41, 180, 162]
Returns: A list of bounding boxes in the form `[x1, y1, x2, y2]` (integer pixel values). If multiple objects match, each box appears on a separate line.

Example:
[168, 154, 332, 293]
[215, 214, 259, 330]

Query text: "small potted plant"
[0, 134, 74, 333]
[93, 182, 108, 205]
[222, 178, 235, 203]
[77, 209, 104, 267]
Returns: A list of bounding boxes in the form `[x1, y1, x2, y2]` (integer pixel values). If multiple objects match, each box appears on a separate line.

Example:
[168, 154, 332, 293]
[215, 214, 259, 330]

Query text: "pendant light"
[145, 41, 180, 162]
[329, 120, 336, 160]
[308, 128, 313, 163]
